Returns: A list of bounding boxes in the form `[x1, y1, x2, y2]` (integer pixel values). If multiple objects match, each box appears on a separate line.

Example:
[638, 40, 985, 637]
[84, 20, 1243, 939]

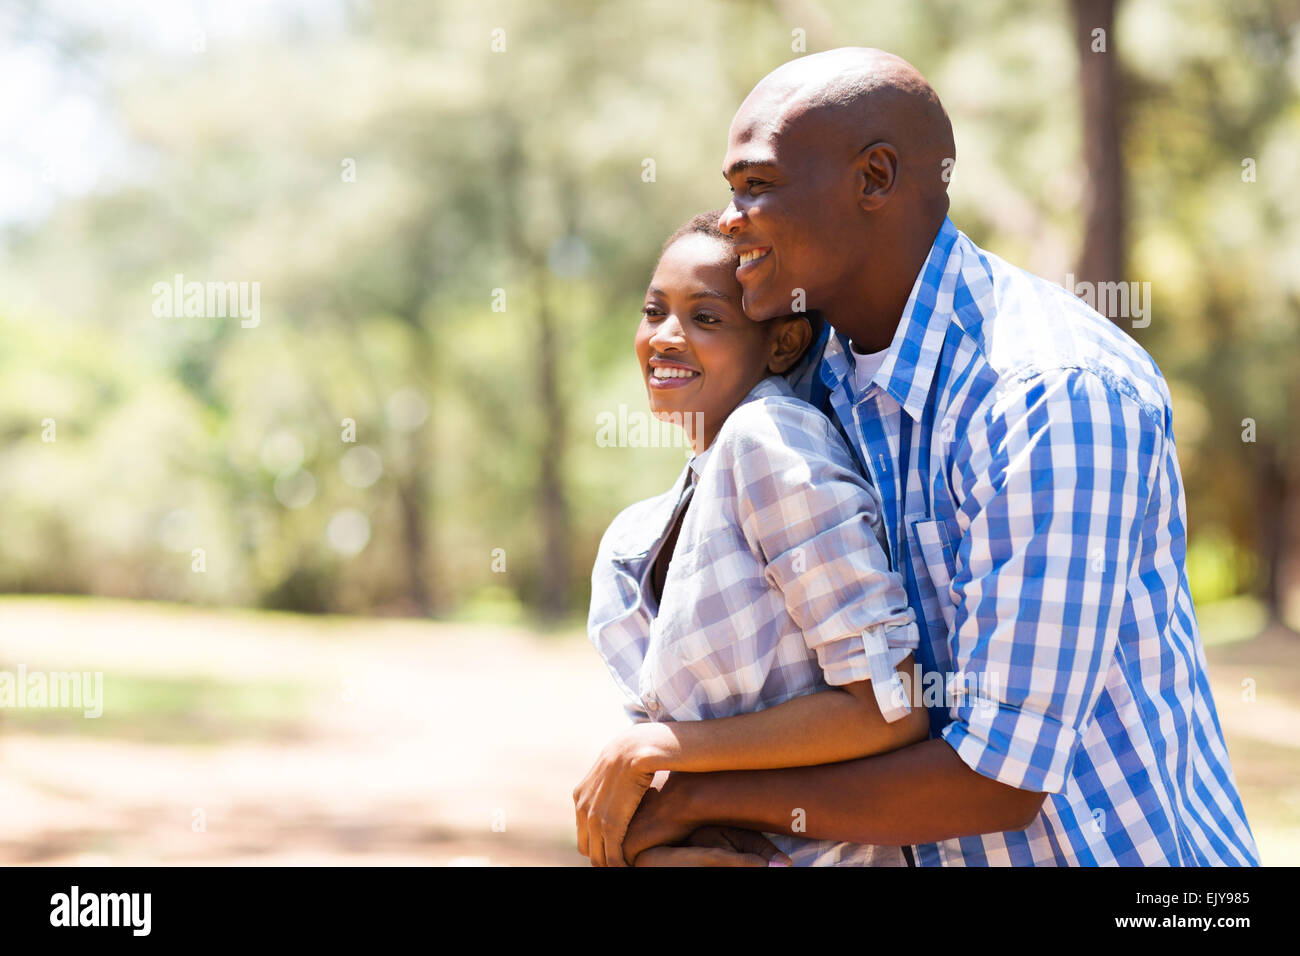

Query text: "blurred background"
[0, 0, 1296, 865]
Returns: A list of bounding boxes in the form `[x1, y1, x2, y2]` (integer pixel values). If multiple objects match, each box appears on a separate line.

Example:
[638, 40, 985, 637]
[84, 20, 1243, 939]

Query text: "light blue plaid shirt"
[786, 216, 1260, 866]
[588, 374, 920, 866]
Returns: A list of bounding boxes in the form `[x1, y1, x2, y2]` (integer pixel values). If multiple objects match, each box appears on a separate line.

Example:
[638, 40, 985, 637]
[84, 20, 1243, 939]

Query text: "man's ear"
[856, 142, 899, 212]
[767, 317, 812, 375]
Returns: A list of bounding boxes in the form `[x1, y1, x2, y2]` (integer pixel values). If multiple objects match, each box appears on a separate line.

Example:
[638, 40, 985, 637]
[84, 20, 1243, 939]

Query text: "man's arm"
[624, 739, 1046, 861]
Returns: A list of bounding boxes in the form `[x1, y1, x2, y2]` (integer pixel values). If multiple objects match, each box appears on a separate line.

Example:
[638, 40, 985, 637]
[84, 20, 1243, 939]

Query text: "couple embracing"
[574, 48, 1259, 867]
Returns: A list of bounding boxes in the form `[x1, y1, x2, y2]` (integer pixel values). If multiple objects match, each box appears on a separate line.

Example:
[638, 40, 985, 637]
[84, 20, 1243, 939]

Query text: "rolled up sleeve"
[723, 399, 919, 723]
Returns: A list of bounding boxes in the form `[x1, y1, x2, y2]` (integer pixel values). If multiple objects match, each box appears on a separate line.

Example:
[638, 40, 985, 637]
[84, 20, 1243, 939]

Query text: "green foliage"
[1, 0, 1296, 621]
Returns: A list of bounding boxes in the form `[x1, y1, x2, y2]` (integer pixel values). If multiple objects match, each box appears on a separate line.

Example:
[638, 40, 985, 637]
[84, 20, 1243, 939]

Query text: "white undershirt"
[850, 339, 890, 394]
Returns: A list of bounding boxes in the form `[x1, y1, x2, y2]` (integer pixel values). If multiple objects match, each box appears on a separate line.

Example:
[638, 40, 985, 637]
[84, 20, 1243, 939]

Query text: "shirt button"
[945, 672, 971, 701]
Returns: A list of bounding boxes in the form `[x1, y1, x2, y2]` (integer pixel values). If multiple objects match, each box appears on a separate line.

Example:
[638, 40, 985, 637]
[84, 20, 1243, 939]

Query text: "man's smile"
[736, 246, 771, 277]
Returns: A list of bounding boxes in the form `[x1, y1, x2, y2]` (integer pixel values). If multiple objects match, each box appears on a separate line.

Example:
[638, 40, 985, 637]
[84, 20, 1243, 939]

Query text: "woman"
[576, 211, 926, 867]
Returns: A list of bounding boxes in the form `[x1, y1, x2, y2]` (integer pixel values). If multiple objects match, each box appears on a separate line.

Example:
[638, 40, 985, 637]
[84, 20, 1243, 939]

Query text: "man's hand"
[621, 770, 703, 863]
[572, 728, 657, 867]
[634, 826, 793, 867]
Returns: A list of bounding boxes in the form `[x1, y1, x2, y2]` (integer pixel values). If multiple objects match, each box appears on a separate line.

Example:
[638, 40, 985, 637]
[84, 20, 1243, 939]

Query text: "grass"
[0, 673, 315, 746]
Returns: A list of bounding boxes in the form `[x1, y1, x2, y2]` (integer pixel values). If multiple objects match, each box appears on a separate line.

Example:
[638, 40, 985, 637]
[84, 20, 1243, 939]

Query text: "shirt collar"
[819, 216, 964, 421]
[611, 375, 793, 562]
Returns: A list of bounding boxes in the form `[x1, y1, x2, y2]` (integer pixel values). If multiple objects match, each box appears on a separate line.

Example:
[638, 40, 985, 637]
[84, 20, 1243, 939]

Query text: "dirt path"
[0, 598, 627, 866]
[0, 597, 1295, 865]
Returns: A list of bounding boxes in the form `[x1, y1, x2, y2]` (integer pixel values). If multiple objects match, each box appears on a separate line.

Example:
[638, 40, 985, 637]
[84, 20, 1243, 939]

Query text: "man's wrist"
[657, 768, 708, 831]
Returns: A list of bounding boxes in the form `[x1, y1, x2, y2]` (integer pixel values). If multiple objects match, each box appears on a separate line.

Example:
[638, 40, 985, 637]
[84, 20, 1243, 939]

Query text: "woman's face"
[635, 233, 779, 452]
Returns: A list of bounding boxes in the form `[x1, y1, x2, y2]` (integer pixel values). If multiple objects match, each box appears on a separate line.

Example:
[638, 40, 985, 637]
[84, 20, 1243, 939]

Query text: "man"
[613, 48, 1259, 866]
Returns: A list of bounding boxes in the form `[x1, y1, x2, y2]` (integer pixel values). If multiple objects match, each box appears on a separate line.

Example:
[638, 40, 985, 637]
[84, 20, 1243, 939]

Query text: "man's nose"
[718, 201, 744, 236]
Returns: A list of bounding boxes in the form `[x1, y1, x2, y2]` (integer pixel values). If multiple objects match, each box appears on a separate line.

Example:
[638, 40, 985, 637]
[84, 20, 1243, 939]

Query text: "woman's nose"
[649, 313, 686, 348]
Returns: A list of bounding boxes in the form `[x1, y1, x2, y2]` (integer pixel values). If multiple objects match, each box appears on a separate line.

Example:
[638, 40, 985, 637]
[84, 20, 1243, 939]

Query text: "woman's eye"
[693, 313, 719, 324]
[641, 306, 663, 318]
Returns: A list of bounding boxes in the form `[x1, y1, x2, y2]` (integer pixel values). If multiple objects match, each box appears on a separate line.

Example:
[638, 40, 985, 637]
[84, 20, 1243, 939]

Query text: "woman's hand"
[573, 724, 662, 867]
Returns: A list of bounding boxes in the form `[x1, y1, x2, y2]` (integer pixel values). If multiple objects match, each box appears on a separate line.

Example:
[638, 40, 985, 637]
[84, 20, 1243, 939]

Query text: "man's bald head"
[719, 48, 955, 341]
[737, 48, 954, 214]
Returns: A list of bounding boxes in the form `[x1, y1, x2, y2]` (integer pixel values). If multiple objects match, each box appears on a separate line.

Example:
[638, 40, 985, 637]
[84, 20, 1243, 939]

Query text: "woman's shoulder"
[710, 377, 846, 465]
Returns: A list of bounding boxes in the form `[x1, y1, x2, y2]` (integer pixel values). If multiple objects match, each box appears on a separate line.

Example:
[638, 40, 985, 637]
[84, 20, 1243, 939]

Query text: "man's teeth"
[651, 367, 699, 379]
[739, 248, 768, 265]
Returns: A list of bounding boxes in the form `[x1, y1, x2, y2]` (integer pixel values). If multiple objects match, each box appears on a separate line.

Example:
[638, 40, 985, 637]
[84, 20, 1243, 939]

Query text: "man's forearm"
[665, 737, 1046, 847]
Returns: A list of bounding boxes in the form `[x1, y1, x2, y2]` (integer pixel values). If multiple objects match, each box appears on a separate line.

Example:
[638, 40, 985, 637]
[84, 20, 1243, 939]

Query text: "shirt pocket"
[904, 515, 958, 640]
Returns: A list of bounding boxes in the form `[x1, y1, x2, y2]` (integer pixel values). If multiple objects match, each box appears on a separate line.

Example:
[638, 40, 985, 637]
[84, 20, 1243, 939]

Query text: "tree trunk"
[397, 470, 435, 615]
[392, 227, 439, 618]
[1256, 373, 1300, 632]
[497, 113, 572, 621]
[1071, 0, 1126, 321]
[534, 262, 572, 622]
[1256, 445, 1287, 624]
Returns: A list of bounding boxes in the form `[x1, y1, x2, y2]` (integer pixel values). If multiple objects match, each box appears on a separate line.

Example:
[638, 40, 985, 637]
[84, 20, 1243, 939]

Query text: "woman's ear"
[766, 316, 812, 375]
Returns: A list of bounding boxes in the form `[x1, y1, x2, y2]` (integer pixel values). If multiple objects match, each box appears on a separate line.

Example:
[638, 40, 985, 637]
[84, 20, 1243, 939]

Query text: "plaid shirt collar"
[819, 216, 975, 422]
[608, 374, 795, 562]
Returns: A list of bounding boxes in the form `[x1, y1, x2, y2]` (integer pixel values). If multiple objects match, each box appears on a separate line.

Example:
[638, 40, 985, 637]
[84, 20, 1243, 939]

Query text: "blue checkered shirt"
[783, 216, 1260, 866]
[588, 374, 920, 866]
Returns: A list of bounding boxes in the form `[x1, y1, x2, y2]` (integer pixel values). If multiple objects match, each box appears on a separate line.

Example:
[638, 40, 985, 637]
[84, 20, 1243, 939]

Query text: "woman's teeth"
[651, 367, 699, 379]
[739, 248, 768, 265]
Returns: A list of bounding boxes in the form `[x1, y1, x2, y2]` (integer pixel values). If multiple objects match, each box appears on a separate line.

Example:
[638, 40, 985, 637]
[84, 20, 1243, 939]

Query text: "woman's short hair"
[659, 210, 736, 264]
[658, 209, 823, 370]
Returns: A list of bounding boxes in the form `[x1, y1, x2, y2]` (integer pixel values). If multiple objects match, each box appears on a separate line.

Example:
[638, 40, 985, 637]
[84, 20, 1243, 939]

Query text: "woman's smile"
[648, 358, 702, 389]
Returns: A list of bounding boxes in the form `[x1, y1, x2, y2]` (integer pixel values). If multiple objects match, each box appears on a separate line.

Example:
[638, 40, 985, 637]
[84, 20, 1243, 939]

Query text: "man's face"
[634, 234, 776, 449]
[719, 105, 860, 321]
